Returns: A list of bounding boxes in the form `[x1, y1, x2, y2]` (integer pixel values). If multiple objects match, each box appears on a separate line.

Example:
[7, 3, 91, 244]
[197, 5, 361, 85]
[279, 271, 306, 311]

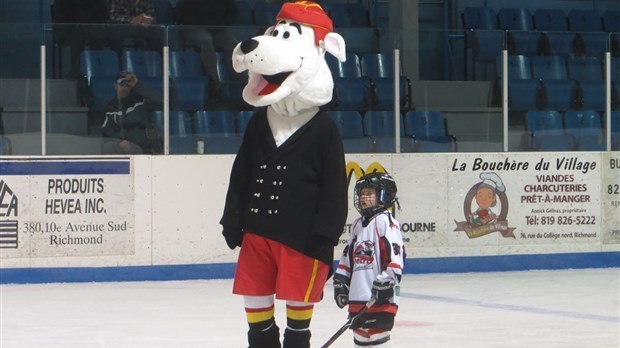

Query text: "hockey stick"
[320, 295, 377, 348]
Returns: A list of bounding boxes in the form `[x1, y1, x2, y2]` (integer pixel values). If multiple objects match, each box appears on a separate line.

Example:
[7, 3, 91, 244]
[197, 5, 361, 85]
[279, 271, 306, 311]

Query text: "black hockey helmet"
[354, 172, 398, 218]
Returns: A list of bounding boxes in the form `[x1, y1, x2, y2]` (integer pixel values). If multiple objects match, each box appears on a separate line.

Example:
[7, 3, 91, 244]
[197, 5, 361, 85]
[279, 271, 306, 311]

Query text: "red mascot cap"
[275, 1, 333, 46]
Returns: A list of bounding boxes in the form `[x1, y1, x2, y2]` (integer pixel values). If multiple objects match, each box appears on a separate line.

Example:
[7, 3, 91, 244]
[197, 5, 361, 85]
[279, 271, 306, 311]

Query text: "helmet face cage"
[354, 172, 397, 218]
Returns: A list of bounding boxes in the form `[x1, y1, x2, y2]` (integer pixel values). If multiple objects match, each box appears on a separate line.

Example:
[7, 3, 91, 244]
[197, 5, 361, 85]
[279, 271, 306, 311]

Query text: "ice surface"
[1, 268, 618, 347]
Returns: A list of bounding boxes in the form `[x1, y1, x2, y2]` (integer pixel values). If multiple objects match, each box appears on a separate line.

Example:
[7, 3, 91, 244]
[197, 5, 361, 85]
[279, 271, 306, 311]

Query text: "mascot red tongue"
[221, 2, 349, 348]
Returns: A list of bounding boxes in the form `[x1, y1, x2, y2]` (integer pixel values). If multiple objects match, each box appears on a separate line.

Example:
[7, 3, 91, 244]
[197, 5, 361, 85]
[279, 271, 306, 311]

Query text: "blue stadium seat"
[532, 56, 568, 80]
[509, 79, 545, 110]
[194, 110, 240, 154]
[534, 9, 568, 31]
[122, 49, 162, 78]
[564, 110, 605, 150]
[542, 79, 579, 111]
[360, 52, 393, 79]
[543, 32, 580, 57]
[603, 10, 620, 32]
[88, 75, 116, 110]
[169, 112, 196, 154]
[403, 110, 456, 152]
[194, 110, 236, 137]
[236, 110, 253, 135]
[80, 49, 119, 82]
[169, 50, 204, 78]
[172, 78, 208, 111]
[169, 110, 193, 137]
[328, 110, 374, 153]
[169, 50, 208, 109]
[361, 53, 412, 110]
[498, 8, 534, 31]
[216, 50, 241, 82]
[532, 56, 576, 111]
[363, 110, 410, 153]
[525, 110, 576, 150]
[579, 80, 607, 111]
[499, 55, 532, 80]
[470, 29, 504, 80]
[462, 7, 498, 30]
[329, 110, 365, 138]
[326, 52, 362, 79]
[216, 52, 250, 109]
[461, 7, 500, 81]
[496, 55, 544, 110]
[568, 10, 602, 32]
[332, 78, 372, 111]
[531, 55, 579, 111]
[508, 31, 544, 56]
[567, 56, 602, 81]
[337, 27, 379, 54]
[580, 32, 608, 59]
[472, 30, 504, 62]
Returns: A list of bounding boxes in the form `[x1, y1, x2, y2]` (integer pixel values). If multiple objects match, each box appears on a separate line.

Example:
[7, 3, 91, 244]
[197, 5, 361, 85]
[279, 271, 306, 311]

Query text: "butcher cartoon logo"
[353, 240, 375, 269]
[454, 173, 516, 239]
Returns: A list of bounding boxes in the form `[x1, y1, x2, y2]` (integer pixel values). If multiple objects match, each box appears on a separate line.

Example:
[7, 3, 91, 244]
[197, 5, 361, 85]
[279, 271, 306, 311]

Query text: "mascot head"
[232, 1, 346, 115]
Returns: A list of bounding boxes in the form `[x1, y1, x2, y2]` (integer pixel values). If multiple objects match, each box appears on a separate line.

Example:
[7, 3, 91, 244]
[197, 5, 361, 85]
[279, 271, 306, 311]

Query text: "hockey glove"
[222, 227, 243, 250]
[333, 277, 350, 309]
[371, 279, 395, 305]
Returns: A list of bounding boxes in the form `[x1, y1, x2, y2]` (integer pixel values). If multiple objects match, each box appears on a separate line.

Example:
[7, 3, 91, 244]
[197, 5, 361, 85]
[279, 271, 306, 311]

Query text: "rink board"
[0, 153, 619, 283]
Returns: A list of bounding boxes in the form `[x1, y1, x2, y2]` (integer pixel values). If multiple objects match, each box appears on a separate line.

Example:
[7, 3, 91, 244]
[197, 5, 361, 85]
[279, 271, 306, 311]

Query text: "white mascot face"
[231, 7, 346, 114]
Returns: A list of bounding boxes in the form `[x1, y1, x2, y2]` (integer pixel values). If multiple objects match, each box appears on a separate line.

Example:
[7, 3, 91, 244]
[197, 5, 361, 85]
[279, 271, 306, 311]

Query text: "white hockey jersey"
[335, 211, 405, 314]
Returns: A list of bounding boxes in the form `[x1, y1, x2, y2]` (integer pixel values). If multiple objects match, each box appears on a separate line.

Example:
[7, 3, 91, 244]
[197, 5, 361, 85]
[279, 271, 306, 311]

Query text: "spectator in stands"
[101, 71, 162, 154]
[53, 0, 109, 79]
[108, 0, 161, 50]
[174, 0, 240, 94]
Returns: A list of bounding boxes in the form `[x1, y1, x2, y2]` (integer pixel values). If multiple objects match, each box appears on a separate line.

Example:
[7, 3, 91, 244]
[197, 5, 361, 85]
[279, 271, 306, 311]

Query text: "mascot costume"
[220, 2, 348, 347]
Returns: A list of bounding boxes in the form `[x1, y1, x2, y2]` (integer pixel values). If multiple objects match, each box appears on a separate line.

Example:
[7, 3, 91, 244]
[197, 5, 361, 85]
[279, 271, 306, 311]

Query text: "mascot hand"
[222, 227, 243, 250]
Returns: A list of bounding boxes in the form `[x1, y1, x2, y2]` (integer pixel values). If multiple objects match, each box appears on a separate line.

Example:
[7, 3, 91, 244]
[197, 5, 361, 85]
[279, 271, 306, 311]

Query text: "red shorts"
[233, 233, 329, 303]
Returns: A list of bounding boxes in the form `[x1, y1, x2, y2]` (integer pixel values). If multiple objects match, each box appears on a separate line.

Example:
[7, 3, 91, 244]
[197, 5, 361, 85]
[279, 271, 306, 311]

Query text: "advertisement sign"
[448, 153, 601, 246]
[0, 158, 134, 258]
[602, 152, 620, 244]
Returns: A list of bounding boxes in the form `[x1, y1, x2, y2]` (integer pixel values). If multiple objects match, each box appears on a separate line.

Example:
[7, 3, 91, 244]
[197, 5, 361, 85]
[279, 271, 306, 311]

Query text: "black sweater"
[220, 108, 348, 267]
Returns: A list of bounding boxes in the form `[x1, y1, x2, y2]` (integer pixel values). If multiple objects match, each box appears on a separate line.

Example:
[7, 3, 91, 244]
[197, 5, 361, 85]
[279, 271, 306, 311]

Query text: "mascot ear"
[322, 32, 346, 62]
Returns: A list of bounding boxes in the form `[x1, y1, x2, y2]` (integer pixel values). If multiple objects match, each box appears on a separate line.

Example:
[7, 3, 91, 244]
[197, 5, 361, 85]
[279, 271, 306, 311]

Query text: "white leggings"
[353, 329, 392, 347]
[243, 295, 310, 309]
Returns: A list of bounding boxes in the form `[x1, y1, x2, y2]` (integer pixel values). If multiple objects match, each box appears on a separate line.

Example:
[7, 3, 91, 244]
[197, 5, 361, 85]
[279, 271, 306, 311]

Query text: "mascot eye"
[283, 31, 290, 39]
[271, 29, 279, 37]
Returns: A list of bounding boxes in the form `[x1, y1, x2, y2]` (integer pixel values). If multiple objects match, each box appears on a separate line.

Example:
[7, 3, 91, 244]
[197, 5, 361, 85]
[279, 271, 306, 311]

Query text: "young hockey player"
[333, 172, 405, 348]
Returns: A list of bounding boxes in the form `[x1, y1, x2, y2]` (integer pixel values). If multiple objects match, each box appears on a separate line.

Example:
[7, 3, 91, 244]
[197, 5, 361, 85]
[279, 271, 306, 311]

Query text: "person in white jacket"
[333, 172, 405, 348]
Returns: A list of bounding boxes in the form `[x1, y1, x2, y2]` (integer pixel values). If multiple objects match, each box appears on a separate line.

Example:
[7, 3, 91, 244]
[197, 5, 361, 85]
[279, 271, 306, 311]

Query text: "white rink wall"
[0, 153, 619, 283]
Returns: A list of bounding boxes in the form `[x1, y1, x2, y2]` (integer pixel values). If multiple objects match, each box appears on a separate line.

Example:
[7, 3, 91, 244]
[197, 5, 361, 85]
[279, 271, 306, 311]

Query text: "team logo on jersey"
[353, 240, 375, 268]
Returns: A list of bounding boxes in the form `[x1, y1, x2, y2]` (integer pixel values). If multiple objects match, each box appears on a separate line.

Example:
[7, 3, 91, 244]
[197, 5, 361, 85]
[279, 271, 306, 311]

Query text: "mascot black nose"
[240, 39, 259, 54]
